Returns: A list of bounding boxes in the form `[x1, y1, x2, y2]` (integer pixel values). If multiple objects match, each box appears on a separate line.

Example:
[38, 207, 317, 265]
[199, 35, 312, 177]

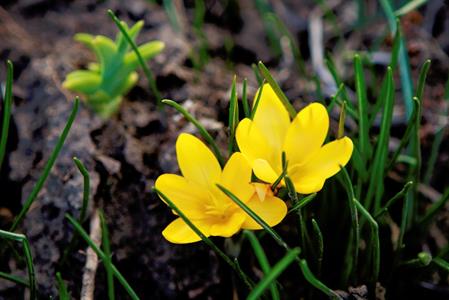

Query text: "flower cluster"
[156, 83, 353, 244]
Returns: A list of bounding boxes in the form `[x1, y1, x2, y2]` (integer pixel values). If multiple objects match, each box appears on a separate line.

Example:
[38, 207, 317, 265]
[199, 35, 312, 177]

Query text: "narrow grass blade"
[400, 252, 432, 268]
[258, 61, 296, 118]
[285, 176, 307, 251]
[395, 0, 427, 17]
[0, 230, 36, 299]
[0, 271, 29, 287]
[217, 184, 287, 249]
[56, 272, 70, 300]
[337, 101, 346, 139]
[338, 168, 359, 284]
[433, 257, 449, 272]
[327, 83, 344, 113]
[66, 214, 140, 300]
[354, 200, 380, 283]
[244, 230, 280, 300]
[99, 211, 115, 300]
[216, 184, 338, 298]
[354, 54, 371, 161]
[311, 219, 324, 276]
[379, 0, 414, 118]
[153, 188, 254, 290]
[162, 99, 225, 166]
[299, 259, 340, 299]
[390, 20, 402, 69]
[254, 0, 282, 57]
[250, 80, 265, 120]
[108, 10, 162, 106]
[162, 0, 181, 32]
[60, 157, 92, 267]
[324, 56, 357, 116]
[10, 98, 79, 232]
[288, 193, 317, 214]
[271, 152, 287, 190]
[423, 127, 445, 185]
[73, 157, 90, 223]
[266, 13, 307, 76]
[252, 63, 263, 86]
[192, 0, 209, 68]
[418, 186, 449, 227]
[408, 61, 430, 223]
[0, 60, 13, 171]
[387, 97, 420, 170]
[397, 185, 412, 252]
[424, 75, 448, 183]
[375, 181, 413, 219]
[241, 78, 250, 118]
[247, 248, 300, 300]
[412, 60, 430, 186]
[366, 67, 395, 212]
[228, 76, 238, 155]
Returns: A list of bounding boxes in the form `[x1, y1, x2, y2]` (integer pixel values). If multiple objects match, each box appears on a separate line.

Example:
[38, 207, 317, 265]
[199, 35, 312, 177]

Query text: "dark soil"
[0, 0, 449, 299]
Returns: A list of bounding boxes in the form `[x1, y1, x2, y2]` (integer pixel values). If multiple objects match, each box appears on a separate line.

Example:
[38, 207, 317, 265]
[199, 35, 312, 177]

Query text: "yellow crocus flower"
[155, 133, 287, 244]
[236, 84, 354, 194]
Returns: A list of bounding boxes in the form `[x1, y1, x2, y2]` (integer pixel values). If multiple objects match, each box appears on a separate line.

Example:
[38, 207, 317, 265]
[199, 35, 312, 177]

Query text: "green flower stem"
[10, 98, 79, 232]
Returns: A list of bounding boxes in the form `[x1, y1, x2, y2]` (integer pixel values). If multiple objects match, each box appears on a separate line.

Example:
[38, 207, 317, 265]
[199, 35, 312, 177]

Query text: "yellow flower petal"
[252, 84, 290, 155]
[289, 176, 325, 194]
[162, 218, 211, 244]
[236, 118, 279, 167]
[283, 103, 329, 166]
[155, 174, 209, 219]
[176, 133, 221, 189]
[253, 159, 279, 184]
[241, 194, 287, 230]
[289, 137, 354, 193]
[220, 152, 254, 203]
[209, 211, 246, 237]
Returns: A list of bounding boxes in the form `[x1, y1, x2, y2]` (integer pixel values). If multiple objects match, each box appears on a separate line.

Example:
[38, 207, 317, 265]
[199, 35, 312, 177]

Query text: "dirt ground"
[1, 0, 449, 299]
